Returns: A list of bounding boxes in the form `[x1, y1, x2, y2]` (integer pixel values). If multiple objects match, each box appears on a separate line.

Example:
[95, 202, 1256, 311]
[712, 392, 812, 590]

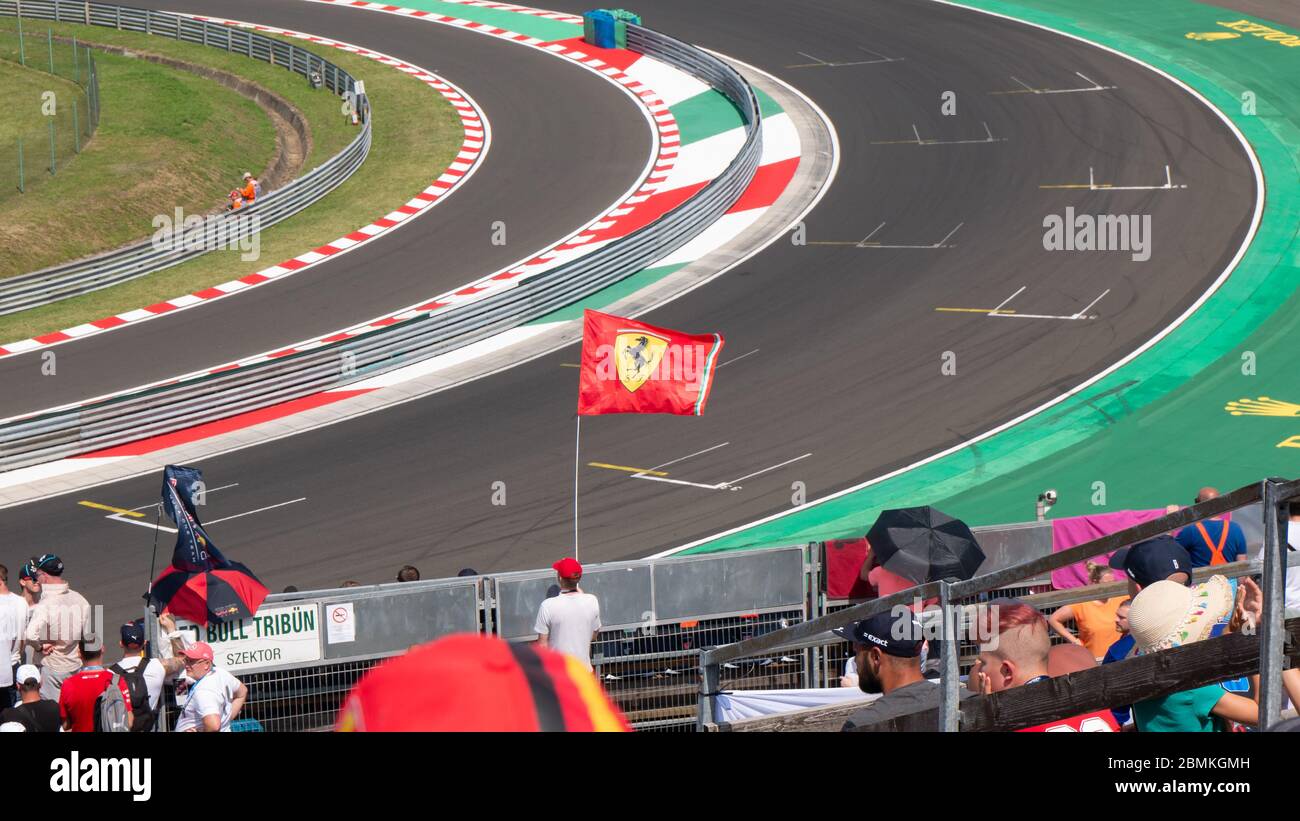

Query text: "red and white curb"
[3, 10, 693, 422]
[0, 18, 489, 361]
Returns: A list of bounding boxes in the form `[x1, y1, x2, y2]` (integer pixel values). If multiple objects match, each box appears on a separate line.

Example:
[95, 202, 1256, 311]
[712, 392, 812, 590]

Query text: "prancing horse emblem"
[615, 330, 669, 393]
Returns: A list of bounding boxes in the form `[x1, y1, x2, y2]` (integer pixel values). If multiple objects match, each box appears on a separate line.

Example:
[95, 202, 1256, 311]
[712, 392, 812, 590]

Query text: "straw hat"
[1128, 576, 1234, 654]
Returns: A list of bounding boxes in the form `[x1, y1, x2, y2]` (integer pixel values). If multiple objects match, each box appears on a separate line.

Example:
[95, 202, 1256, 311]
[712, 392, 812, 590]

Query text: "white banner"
[178, 604, 322, 672]
[715, 688, 879, 723]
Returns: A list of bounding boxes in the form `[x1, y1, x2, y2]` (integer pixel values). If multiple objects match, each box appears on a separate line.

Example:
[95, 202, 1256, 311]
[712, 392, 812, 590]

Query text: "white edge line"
[0, 45, 842, 512]
[647, 0, 1265, 558]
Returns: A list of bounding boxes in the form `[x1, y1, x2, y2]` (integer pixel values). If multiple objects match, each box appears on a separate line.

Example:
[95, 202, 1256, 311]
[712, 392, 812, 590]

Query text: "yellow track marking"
[78, 501, 144, 518]
[587, 462, 669, 477]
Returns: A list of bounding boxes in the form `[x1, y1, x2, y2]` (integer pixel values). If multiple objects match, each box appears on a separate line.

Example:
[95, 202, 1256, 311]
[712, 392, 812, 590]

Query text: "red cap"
[335, 634, 628, 732]
[552, 557, 583, 579]
[182, 642, 214, 662]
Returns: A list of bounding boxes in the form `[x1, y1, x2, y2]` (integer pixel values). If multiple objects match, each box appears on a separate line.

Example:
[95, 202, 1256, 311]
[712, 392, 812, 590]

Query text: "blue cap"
[120, 620, 145, 646]
[832, 610, 924, 657]
[1109, 536, 1192, 588]
[31, 553, 63, 576]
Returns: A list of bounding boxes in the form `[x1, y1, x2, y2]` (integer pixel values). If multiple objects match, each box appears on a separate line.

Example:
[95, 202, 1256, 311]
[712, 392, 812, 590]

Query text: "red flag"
[577, 309, 724, 416]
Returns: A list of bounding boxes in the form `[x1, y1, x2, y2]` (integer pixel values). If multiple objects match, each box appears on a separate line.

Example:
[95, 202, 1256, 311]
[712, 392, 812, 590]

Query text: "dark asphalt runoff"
[0, 0, 649, 416]
[2, 0, 1257, 629]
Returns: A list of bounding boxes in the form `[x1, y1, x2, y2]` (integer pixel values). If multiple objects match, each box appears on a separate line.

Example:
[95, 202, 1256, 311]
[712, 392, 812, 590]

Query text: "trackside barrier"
[0, 0, 370, 314]
[142, 514, 1137, 732]
[699, 477, 1300, 732]
[141, 546, 806, 731]
[0, 20, 760, 471]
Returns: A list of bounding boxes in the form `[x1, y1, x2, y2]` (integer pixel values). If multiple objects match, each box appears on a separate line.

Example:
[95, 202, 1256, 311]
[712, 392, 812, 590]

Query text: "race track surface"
[2, 0, 1257, 628]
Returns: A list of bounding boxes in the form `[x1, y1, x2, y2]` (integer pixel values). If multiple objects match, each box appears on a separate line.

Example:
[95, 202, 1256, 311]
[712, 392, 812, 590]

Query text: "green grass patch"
[0, 49, 275, 276]
[0, 22, 460, 345]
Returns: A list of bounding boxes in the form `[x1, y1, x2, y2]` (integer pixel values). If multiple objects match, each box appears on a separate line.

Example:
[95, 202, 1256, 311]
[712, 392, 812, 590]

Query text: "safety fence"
[0, 20, 100, 196]
[0, 19, 761, 471]
[141, 515, 1069, 732]
[0, 0, 369, 314]
[699, 477, 1300, 732]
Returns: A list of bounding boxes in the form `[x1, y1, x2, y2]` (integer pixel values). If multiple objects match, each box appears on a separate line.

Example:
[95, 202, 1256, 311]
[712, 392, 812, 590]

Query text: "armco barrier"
[0, 0, 370, 315]
[0, 21, 761, 471]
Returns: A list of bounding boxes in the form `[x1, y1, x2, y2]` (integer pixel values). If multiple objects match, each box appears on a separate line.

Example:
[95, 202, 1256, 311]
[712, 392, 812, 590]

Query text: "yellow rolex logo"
[1185, 31, 1241, 41]
[1224, 396, 1300, 417]
[1225, 397, 1300, 448]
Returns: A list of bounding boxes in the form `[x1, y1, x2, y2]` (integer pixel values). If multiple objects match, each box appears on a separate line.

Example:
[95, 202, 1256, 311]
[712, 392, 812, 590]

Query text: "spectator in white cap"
[173, 642, 247, 732]
[0, 664, 60, 732]
[1128, 576, 1262, 731]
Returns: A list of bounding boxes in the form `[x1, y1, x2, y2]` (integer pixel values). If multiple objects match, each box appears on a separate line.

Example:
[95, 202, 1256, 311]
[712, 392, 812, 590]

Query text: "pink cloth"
[868, 566, 938, 610]
[1050, 509, 1168, 589]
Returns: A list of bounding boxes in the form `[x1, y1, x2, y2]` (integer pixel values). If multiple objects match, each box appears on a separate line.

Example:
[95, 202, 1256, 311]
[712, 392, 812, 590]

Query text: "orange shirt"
[1071, 596, 1126, 659]
[240, 182, 256, 202]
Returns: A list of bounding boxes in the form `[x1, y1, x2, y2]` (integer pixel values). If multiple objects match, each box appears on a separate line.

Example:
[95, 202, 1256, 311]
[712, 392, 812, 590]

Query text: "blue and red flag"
[148, 465, 268, 625]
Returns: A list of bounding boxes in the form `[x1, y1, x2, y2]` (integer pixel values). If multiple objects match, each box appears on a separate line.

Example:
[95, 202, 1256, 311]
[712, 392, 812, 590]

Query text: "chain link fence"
[0, 21, 99, 197]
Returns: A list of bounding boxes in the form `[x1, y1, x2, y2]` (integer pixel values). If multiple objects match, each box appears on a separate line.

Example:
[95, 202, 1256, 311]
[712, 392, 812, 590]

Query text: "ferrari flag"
[577, 309, 724, 416]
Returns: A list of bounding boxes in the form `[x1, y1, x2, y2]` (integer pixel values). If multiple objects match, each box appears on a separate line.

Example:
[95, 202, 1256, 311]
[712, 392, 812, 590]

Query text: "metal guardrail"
[698, 477, 1300, 731]
[0, 22, 761, 470]
[0, 0, 370, 315]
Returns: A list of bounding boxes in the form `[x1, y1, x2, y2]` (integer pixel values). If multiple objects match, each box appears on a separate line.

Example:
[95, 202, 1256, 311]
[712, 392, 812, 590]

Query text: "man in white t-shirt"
[0, 564, 29, 710]
[173, 642, 247, 732]
[533, 558, 601, 671]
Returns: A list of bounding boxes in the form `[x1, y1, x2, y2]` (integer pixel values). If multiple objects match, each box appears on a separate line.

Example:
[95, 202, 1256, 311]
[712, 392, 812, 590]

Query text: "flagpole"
[145, 502, 161, 609]
[573, 414, 581, 561]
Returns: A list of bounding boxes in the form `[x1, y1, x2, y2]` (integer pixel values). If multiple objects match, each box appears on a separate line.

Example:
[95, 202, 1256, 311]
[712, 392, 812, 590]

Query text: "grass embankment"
[0, 22, 462, 343]
[0, 48, 275, 276]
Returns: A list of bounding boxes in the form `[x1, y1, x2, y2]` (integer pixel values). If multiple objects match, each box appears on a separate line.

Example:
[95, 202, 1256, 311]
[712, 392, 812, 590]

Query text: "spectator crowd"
[0, 554, 247, 733]
[1, 485, 1295, 733]
[834, 490, 1300, 732]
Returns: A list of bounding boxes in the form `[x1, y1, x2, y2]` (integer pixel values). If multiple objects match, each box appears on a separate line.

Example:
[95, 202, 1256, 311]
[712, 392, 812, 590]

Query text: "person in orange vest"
[1173, 487, 1247, 568]
[239, 172, 257, 204]
[227, 189, 244, 211]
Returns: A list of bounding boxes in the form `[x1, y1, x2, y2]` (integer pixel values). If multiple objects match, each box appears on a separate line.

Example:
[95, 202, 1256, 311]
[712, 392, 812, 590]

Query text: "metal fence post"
[1259, 479, 1288, 730]
[17, 12, 25, 66]
[47, 119, 55, 175]
[73, 35, 79, 84]
[698, 660, 720, 731]
[83, 1, 89, 26]
[47, 27, 53, 74]
[72, 100, 80, 152]
[938, 580, 960, 732]
[17, 137, 24, 193]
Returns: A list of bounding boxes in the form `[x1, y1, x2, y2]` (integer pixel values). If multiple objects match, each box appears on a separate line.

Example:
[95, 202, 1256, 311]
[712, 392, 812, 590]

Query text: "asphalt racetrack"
[1, 0, 1257, 629]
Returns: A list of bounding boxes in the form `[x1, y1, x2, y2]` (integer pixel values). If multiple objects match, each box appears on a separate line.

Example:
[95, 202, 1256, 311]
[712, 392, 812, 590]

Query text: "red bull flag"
[576, 309, 724, 416]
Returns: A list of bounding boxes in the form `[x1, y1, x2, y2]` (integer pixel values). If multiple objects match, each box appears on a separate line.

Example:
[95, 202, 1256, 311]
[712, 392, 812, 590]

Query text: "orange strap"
[1194, 521, 1229, 565]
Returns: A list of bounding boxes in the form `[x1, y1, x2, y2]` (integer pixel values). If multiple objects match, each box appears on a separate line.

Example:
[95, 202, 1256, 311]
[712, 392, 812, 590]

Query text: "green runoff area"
[683, 0, 1300, 555]
[0, 19, 461, 344]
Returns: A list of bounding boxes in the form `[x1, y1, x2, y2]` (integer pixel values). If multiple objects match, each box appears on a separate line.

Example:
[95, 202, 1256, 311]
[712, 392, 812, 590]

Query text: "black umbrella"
[866, 506, 985, 585]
